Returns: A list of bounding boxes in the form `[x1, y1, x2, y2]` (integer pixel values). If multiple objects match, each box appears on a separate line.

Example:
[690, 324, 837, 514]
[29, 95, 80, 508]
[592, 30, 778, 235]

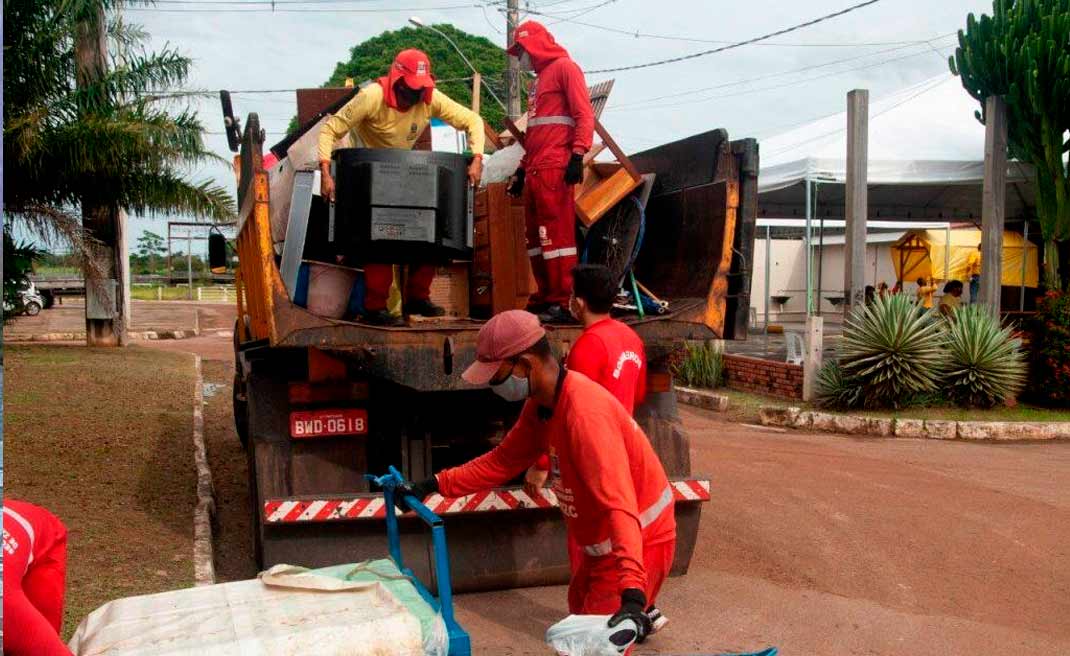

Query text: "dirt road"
[155, 334, 1070, 655]
[3, 298, 234, 339]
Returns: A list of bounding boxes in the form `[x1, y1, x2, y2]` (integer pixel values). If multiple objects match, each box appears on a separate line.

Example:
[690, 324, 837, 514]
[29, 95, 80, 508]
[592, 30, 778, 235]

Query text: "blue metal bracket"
[366, 467, 471, 656]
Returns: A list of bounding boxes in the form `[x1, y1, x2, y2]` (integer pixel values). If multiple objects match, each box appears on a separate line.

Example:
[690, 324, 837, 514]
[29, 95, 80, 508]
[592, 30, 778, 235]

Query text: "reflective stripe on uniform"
[582, 538, 612, 556]
[639, 484, 673, 529]
[528, 115, 576, 127]
[528, 247, 542, 257]
[542, 247, 578, 260]
[3, 506, 37, 566]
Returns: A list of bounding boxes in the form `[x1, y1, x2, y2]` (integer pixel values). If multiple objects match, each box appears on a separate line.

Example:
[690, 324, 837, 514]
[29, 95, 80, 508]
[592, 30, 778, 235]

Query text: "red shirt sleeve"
[635, 343, 647, 408]
[566, 332, 607, 383]
[561, 60, 594, 155]
[567, 407, 647, 594]
[436, 400, 546, 497]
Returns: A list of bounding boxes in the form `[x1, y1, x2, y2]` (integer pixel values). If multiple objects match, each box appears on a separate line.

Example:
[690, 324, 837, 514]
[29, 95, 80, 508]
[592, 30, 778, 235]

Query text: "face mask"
[491, 368, 530, 402]
[393, 81, 423, 108]
[518, 51, 533, 72]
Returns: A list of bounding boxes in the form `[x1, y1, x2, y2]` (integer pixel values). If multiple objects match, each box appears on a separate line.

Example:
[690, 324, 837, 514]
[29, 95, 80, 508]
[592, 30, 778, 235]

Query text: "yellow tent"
[890, 228, 1038, 287]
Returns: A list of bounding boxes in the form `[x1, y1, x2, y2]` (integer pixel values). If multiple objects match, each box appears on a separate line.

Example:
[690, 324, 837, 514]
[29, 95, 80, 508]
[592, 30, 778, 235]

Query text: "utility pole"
[844, 89, 869, 315]
[76, 3, 128, 346]
[505, 0, 522, 119]
[980, 95, 1007, 316]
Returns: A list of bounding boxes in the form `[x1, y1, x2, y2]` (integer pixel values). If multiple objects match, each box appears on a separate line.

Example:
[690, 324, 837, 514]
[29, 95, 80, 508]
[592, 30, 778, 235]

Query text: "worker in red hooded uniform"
[3, 499, 73, 656]
[319, 49, 486, 326]
[398, 310, 675, 645]
[506, 21, 595, 324]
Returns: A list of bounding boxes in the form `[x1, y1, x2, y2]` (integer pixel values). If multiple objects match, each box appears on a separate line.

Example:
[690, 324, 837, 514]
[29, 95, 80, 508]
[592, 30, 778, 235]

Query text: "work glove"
[607, 588, 652, 644]
[394, 476, 439, 513]
[507, 167, 526, 197]
[564, 152, 584, 185]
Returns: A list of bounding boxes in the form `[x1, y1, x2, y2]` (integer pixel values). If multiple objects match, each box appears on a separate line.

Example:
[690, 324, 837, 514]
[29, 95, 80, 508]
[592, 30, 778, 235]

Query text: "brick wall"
[723, 354, 803, 400]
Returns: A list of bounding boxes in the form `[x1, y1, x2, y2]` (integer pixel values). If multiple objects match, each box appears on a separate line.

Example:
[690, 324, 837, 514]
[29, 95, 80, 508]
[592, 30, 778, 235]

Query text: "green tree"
[3, 230, 45, 323]
[136, 230, 166, 273]
[289, 24, 515, 139]
[3, 0, 234, 280]
[949, 0, 1070, 286]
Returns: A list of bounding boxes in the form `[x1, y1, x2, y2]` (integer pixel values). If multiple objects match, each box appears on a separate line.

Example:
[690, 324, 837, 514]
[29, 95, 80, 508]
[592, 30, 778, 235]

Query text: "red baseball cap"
[462, 310, 546, 385]
[393, 49, 435, 91]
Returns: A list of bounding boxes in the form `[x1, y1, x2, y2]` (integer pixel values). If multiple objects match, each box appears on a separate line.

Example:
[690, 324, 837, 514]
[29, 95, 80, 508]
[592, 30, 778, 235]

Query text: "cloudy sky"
[120, 0, 993, 244]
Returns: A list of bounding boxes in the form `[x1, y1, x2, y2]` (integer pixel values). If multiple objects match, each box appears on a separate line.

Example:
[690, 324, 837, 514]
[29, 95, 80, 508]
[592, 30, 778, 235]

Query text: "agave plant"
[815, 359, 862, 410]
[838, 293, 946, 408]
[944, 304, 1027, 407]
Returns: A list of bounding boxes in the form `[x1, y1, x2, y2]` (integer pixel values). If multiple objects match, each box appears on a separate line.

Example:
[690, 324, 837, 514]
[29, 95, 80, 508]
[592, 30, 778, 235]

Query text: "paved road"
[152, 334, 1070, 655]
[3, 299, 235, 338]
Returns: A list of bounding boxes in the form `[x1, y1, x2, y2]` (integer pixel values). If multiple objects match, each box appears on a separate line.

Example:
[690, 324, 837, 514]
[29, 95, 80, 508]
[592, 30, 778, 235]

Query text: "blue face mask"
[491, 365, 530, 402]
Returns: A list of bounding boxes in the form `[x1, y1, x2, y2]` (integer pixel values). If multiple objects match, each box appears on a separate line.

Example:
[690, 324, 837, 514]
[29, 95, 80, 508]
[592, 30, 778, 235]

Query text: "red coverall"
[436, 371, 675, 613]
[512, 21, 595, 306]
[536, 317, 648, 572]
[3, 500, 72, 656]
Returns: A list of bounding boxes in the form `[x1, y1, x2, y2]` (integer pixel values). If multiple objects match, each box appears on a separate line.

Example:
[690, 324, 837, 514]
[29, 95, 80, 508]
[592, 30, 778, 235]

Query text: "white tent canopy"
[759, 157, 1034, 195]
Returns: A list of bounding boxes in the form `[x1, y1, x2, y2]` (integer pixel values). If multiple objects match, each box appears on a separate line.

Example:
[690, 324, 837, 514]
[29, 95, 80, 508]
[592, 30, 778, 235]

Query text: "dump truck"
[224, 90, 757, 592]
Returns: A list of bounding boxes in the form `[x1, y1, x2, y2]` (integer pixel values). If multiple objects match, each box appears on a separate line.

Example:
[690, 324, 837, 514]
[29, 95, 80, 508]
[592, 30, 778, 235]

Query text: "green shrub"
[672, 341, 723, 389]
[815, 360, 862, 410]
[1028, 290, 1070, 406]
[944, 304, 1026, 407]
[838, 293, 946, 408]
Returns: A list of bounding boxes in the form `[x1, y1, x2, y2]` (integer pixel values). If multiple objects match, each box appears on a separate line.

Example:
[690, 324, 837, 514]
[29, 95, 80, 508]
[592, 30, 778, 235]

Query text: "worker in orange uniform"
[399, 310, 675, 643]
[318, 49, 485, 326]
[521, 264, 668, 633]
[3, 499, 73, 656]
[505, 21, 595, 324]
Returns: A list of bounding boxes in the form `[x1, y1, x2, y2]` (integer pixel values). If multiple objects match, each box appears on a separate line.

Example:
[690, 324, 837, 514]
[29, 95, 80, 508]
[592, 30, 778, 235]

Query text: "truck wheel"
[24, 301, 42, 316]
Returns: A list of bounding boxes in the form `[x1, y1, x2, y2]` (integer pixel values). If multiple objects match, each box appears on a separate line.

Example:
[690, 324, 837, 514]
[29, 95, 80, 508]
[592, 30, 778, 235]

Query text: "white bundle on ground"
[481, 143, 525, 186]
[68, 564, 430, 656]
[546, 614, 640, 656]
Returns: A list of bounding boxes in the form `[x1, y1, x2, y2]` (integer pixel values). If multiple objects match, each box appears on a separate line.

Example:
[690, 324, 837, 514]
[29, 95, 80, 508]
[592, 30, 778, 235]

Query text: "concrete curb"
[192, 355, 217, 586]
[758, 406, 1070, 441]
[676, 386, 730, 412]
[5, 329, 231, 343]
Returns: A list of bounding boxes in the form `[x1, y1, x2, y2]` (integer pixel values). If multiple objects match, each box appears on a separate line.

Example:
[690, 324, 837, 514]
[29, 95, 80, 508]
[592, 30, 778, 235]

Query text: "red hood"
[507, 20, 570, 73]
[377, 48, 436, 110]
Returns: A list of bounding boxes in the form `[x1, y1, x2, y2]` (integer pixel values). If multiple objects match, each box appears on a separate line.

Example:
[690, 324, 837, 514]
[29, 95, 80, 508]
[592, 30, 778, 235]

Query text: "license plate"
[290, 408, 368, 439]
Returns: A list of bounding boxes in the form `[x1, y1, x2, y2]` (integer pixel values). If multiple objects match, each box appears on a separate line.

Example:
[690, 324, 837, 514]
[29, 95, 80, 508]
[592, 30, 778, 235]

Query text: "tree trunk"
[1043, 238, 1062, 291]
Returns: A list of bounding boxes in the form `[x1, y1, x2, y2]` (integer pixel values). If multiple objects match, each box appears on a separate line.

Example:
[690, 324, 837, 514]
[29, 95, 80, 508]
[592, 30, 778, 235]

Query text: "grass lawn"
[716, 388, 1070, 425]
[3, 344, 197, 639]
[129, 285, 208, 301]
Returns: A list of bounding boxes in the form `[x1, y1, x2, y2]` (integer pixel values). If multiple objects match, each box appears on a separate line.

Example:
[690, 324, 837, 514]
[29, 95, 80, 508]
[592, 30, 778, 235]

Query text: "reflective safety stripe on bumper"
[263, 479, 711, 524]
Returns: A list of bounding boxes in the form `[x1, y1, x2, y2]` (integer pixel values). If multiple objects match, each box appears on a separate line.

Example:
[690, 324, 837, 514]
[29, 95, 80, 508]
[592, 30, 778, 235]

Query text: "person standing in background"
[966, 244, 982, 304]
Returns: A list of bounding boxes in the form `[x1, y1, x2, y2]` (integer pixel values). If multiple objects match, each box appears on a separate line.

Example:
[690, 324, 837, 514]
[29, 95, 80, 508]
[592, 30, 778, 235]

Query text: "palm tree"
[3, 0, 234, 342]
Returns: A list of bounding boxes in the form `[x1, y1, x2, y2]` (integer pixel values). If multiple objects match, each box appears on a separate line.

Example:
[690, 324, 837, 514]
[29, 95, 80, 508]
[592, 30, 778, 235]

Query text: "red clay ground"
[153, 334, 1070, 655]
[3, 298, 234, 339]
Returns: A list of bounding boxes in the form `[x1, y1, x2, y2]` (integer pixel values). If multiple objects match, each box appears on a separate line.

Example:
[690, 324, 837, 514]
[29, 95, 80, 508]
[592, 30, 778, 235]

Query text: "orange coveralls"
[436, 371, 675, 613]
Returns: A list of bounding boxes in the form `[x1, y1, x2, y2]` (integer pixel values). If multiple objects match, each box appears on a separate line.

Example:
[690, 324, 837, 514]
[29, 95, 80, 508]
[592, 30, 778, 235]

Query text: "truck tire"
[232, 321, 249, 449]
[24, 300, 42, 316]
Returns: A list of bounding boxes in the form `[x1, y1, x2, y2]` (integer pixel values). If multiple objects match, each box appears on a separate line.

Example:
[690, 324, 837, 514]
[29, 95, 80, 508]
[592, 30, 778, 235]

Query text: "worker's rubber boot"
[403, 299, 446, 317]
[361, 309, 405, 327]
[537, 304, 577, 325]
[645, 606, 668, 634]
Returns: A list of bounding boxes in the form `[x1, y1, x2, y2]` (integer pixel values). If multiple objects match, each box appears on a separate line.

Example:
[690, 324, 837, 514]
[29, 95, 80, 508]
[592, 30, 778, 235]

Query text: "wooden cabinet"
[470, 183, 533, 318]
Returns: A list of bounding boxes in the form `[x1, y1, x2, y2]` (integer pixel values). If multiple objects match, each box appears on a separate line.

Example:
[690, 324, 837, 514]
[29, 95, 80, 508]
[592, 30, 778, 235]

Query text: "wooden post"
[802, 316, 824, 402]
[77, 5, 128, 346]
[505, 0, 521, 119]
[844, 89, 869, 315]
[980, 95, 1007, 316]
[471, 73, 481, 113]
[157, 286, 163, 301]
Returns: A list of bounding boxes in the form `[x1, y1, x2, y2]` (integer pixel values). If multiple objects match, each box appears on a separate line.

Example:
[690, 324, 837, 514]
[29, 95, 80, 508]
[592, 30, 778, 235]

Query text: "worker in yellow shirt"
[939, 280, 964, 318]
[915, 277, 938, 309]
[966, 244, 982, 304]
[318, 49, 485, 326]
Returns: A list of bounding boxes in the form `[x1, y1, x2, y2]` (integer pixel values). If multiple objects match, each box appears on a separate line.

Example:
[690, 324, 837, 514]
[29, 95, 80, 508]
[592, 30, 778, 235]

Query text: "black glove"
[507, 167, 526, 197]
[564, 152, 584, 185]
[394, 476, 438, 513]
[607, 588, 652, 644]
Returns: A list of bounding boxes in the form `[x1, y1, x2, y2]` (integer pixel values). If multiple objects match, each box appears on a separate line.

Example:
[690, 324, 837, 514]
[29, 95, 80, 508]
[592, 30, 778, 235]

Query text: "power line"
[581, 0, 885, 74]
[126, 2, 482, 12]
[606, 36, 956, 112]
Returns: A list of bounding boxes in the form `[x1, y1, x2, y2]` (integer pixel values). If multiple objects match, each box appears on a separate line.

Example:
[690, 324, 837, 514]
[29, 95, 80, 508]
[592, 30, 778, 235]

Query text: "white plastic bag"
[545, 614, 640, 656]
[481, 143, 526, 186]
